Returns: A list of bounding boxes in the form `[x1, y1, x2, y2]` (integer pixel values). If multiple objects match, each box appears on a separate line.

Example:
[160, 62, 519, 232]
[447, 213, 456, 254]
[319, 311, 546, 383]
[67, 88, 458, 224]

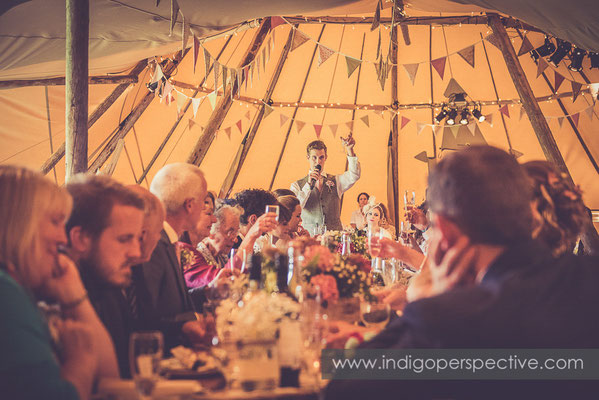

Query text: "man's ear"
[432, 214, 463, 249]
[68, 226, 92, 255]
[248, 214, 257, 226]
[183, 197, 194, 214]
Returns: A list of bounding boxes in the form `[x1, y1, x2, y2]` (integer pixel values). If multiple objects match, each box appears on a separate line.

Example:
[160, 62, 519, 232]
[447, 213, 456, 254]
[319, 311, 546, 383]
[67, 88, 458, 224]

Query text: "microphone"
[309, 164, 322, 190]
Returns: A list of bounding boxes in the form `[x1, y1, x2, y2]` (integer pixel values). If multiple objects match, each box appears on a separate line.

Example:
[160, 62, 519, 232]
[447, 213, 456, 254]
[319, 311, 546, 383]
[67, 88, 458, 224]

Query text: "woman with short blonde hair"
[0, 165, 118, 400]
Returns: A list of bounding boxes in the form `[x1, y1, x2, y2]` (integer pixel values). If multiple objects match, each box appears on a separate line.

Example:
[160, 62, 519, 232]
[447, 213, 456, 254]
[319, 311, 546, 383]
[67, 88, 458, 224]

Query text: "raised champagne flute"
[129, 331, 163, 400]
[265, 205, 279, 246]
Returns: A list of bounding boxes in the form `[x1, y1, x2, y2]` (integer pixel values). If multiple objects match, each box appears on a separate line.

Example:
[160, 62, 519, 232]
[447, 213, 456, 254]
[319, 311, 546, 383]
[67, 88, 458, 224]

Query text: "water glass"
[360, 301, 391, 330]
[265, 205, 280, 222]
[129, 332, 163, 400]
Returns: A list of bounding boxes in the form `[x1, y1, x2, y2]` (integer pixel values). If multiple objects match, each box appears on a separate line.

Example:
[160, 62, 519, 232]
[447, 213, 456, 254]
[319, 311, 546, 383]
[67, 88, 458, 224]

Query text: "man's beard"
[79, 244, 131, 288]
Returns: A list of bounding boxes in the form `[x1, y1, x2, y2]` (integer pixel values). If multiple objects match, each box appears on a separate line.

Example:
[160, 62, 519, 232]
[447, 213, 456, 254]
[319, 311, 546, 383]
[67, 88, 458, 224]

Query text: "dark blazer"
[325, 242, 599, 399]
[135, 230, 196, 349]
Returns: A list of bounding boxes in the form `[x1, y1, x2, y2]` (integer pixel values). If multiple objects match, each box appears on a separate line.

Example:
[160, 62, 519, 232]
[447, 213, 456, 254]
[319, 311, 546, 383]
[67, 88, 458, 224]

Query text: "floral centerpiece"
[323, 229, 370, 258]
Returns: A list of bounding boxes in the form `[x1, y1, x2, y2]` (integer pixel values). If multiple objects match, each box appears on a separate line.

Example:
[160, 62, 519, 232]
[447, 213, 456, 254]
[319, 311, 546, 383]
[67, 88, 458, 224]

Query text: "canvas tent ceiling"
[1, 1, 598, 228]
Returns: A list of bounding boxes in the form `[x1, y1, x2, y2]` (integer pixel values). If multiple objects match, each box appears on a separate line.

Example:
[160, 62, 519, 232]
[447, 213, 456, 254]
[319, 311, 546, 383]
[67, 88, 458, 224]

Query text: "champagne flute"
[341, 233, 351, 257]
[265, 205, 279, 246]
[360, 301, 391, 330]
[129, 332, 163, 400]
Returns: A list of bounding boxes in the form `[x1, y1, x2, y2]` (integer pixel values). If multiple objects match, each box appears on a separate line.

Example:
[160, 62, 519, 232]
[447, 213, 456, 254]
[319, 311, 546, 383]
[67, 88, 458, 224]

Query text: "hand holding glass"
[360, 301, 391, 330]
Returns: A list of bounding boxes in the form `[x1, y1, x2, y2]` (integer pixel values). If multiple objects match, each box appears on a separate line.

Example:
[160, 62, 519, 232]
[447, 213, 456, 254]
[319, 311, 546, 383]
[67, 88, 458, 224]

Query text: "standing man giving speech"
[290, 135, 361, 234]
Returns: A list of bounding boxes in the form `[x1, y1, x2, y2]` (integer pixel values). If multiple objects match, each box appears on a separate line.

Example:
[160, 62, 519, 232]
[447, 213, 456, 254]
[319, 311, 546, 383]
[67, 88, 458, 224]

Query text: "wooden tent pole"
[40, 60, 148, 176]
[187, 18, 271, 166]
[65, 0, 89, 180]
[219, 25, 297, 198]
[488, 14, 573, 183]
[88, 51, 188, 173]
[480, 34, 513, 151]
[137, 36, 234, 184]
[390, 24, 400, 237]
[268, 26, 326, 190]
[0, 75, 138, 89]
[514, 29, 599, 175]
[428, 26, 437, 158]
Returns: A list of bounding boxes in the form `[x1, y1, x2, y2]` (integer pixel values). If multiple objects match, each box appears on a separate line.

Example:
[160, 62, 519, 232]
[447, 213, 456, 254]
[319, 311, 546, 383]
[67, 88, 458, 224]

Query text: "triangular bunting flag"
[263, 104, 274, 118]
[433, 125, 443, 136]
[571, 81, 583, 102]
[376, 29, 382, 60]
[213, 62, 220, 91]
[345, 121, 354, 131]
[244, 67, 249, 91]
[192, 97, 201, 117]
[249, 64, 254, 88]
[455, 125, 474, 146]
[414, 151, 429, 163]
[377, 60, 388, 90]
[193, 36, 200, 73]
[245, 110, 251, 120]
[163, 80, 174, 98]
[431, 57, 447, 80]
[485, 113, 494, 127]
[236, 120, 243, 134]
[225, 127, 232, 140]
[280, 114, 289, 127]
[450, 125, 460, 138]
[296, 120, 306, 133]
[314, 124, 323, 138]
[261, 48, 267, 72]
[182, 19, 190, 53]
[571, 113, 580, 127]
[545, 116, 552, 124]
[510, 148, 524, 159]
[290, 30, 310, 52]
[400, 116, 410, 129]
[203, 48, 211, 81]
[330, 124, 338, 137]
[416, 123, 427, 135]
[345, 56, 361, 78]
[554, 71, 565, 92]
[207, 91, 217, 110]
[519, 105, 527, 121]
[485, 33, 502, 50]
[457, 45, 475, 68]
[585, 105, 595, 121]
[536, 58, 549, 78]
[318, 45, 335, 66]
[150, 64, 165, 84]
[517, 36, 534, 56]
[221, 66, 228, 93]
[443, 78, 467, 98]
[557, 116, 564, 128]
[236, 69, 243, 93]
[374, 109, 384, 119]
[499, 105, 510, 118]
[175, 92, 186, 113]
[270, 16, 285, 29]
[467, 123, 477, 135]
[441, 127, 459, 150]
[403, 63, 419, 86]
[371, 0, 381, 31]
[229, 69, 237, 97]
[360, 115, 370, 127]
[170, 0, 179, 36]
[188, 118, 195, 130]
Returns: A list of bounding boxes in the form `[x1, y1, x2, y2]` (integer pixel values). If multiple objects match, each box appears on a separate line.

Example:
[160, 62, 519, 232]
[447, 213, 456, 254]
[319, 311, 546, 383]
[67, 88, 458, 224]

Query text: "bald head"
[127, 185, 166, 263]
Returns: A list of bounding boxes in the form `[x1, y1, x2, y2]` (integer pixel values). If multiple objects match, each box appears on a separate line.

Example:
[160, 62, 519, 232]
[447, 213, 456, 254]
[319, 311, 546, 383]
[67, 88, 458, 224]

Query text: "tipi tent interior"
[1, 0, 598, 232]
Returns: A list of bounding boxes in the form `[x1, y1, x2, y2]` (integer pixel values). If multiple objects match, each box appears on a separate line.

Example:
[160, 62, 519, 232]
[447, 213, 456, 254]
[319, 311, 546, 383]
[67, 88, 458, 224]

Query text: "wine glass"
[381, 259, 397, 287]
[129, 332, 163, 400]
[360, 301, 391, 330]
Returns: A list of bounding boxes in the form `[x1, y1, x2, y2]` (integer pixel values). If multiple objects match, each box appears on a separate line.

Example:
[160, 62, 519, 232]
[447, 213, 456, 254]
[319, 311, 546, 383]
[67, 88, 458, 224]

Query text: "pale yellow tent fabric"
[1, 3, 598, 229]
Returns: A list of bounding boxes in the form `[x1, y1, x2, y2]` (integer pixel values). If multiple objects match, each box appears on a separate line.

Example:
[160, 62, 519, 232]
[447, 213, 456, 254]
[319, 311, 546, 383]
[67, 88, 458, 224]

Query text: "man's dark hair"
[306, 140, 327, 156]
[273, 188, 295, 198]
[427, 146, 533, 246]
[357, 192, 369, 203]
[233, 189, 277, 225]
[66, 174, 145, 238]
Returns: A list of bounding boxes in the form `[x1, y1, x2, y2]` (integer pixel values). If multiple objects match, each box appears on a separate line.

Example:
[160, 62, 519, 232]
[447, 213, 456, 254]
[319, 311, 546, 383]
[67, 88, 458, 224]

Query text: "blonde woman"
[363, 199, 395, 240]
[0, 166, 118, 400]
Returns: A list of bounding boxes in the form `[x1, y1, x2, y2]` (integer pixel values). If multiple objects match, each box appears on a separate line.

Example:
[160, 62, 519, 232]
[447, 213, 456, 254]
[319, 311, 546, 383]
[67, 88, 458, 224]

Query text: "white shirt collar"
[163, 221, 179, 244]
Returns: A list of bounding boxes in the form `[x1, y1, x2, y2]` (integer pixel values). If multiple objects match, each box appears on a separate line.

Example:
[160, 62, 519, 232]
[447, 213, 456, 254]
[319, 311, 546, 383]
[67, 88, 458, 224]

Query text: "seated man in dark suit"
[137, 163, 212, 350]
[65, 174, 146, 378]
[325, 146, 599, 399]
